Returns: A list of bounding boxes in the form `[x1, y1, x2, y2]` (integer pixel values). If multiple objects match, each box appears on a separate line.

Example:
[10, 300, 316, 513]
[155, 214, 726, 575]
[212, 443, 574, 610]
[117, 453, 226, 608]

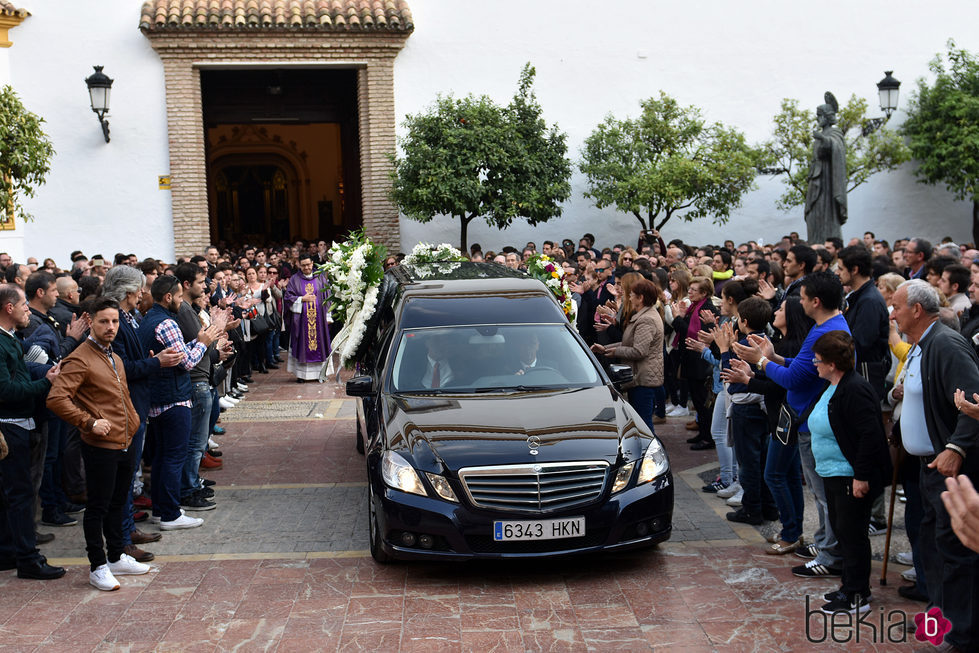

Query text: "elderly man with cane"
[890, 279, 979, 653]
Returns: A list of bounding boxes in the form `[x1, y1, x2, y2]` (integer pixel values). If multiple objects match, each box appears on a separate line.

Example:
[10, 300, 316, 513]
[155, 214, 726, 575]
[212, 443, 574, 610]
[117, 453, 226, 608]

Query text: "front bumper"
[371, 473, 673, 561]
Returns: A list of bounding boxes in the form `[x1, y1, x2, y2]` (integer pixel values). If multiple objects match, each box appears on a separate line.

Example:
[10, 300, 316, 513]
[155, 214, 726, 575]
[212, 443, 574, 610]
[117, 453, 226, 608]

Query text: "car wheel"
[356, 418, 365, 455]
[368, 483, 392, 564]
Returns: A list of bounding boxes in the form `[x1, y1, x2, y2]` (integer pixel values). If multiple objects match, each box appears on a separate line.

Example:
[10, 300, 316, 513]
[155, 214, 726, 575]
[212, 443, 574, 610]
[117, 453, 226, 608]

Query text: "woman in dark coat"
[810, 330, 893, 615]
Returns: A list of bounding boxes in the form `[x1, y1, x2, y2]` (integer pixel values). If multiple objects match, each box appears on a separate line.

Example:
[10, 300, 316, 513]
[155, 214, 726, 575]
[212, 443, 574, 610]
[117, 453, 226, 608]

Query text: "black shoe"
[823, 589, 846, 602]
[762, 509, 780, 522]
[63, 502, 86, 515]
[898, 585, 929, 602]
[690, 440, 715, 451]
[202, 479, 216, 487]
[258, 368, 269, 374]
[35, 532, 55, 544]
[274, 357, 284, 363]
[179, 494, 216, 511]
[17, 560, 66, 580]
[296, 378, 306, 384]
[686, 435, 703, 443]
[268, 364, 280, 370]
[820, 592, 871, 615]
[241, 376, 254, 384]
[207, 448, 223, 458]
[41, 510, 77, 527]
[726, 509, 763, 525]
[792, 560, 843, 578]
[228, 390, 244, 399]
[198, 486, 215, 499]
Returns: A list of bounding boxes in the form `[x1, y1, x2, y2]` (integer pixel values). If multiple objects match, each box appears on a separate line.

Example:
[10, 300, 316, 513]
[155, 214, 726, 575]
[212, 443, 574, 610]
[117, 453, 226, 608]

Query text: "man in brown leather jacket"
[47, 296, 148, 591]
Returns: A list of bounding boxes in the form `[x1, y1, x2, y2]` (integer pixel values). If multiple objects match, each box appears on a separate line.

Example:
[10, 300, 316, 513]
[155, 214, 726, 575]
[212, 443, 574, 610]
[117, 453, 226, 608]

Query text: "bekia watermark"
[806, 596, 951, 645]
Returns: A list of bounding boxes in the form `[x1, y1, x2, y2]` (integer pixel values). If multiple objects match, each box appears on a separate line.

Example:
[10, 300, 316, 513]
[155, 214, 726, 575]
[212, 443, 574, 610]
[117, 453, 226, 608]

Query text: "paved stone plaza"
[0, 368, 929, 651]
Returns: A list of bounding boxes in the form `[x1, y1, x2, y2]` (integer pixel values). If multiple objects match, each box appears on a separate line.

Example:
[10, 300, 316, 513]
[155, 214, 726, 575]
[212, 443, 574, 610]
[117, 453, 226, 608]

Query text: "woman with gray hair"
[101, 265, 146, 306]
[100, 263, 181, 562]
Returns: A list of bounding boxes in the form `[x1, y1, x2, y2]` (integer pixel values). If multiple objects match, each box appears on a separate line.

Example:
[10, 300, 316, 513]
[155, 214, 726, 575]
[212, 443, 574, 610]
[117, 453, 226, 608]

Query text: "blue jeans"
[711, 391, 737, 485]
[181, 382, 213, 497]
[651, 385, 666, 419]
[628, 385, 659, 435]
[798, 431, 842, 566]
[121, 420, 147, 546]
[765, 437, 804, 543]
[730, 402, 775, 516]
[148, 406, 191, 522]
[209, 386, 220, 435]
[266, 329, 280, 364]
[0, 423, 43, 566]
[39, 416, 69, 511]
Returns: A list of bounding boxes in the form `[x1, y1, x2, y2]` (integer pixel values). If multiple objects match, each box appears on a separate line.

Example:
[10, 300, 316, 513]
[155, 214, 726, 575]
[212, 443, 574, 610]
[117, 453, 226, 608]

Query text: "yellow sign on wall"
[159, 175, 171, 190]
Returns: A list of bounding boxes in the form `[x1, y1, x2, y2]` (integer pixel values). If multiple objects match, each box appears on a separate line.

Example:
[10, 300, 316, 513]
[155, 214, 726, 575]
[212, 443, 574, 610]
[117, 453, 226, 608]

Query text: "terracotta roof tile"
[0, 1, 29, 18]
[139, 0, 413, 32]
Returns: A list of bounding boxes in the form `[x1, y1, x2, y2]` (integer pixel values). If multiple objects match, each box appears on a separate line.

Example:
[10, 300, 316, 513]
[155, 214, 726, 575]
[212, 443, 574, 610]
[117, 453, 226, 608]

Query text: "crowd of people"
[0, 244, 331, 592]
[468, 229, 979, 647]
[3, 229, 979, 649]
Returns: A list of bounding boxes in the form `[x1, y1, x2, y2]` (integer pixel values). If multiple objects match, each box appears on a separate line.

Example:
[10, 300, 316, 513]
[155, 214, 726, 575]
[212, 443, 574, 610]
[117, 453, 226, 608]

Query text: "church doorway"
[201, 68, 362, 247]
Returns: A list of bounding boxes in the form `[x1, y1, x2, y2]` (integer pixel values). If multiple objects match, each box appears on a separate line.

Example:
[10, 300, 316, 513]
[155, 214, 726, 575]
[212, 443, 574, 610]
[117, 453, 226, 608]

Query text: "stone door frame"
[142, 32, 409, 257]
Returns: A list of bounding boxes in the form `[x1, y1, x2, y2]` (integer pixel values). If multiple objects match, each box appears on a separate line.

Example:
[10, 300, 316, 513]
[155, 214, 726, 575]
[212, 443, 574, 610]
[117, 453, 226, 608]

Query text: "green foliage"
[0, 86, 55, 222]
[762, 95, 911, 211]
[902, 40, 979, 207]
[579, 92, 759, 231]
[391, 64, 571, 250]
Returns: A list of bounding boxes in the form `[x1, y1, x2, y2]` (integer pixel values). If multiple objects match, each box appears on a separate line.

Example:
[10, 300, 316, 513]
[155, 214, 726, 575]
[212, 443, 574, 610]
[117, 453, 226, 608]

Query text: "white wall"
[3, 1, 977, 265]
[396, 0, 978, 252]
[9, 0, 172, 267]
[0, 24, 23, 262]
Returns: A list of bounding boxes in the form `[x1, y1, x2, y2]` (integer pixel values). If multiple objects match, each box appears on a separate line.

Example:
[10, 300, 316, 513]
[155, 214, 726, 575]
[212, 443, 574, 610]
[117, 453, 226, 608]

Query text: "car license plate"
[493, 517, 585, 541]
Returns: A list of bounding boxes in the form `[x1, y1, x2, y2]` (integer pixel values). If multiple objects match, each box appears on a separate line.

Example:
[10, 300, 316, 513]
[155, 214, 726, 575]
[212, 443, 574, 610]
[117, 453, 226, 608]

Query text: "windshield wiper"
[473, 385, 555, 393]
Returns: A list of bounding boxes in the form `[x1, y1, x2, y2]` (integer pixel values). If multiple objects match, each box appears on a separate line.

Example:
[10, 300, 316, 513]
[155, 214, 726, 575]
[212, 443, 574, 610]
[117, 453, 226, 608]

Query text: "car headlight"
[611, 462, 635, 493]
[425, 472, 459, 502]
[637, 437, 669, 484]
[381, 451, 427, 496]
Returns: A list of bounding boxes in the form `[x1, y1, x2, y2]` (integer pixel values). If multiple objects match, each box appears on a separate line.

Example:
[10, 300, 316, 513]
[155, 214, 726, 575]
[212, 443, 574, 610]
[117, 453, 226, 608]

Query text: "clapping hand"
[155, 346, 184, 368]
[608, 283, 621, 299]
[942, 475, 979, 554]
[66, 314, 88, 340]
[732, 333, 772, 364]
[713, 322, 736, 352]
[699, 309, 716, 326]
[954, 389, 979, 421]
[697, 329, 714, 344]
[720, 358, 754, 385]
[671, 301, 687, 319]
[757, 278, 777, 300]
[685, 336, 706, 353]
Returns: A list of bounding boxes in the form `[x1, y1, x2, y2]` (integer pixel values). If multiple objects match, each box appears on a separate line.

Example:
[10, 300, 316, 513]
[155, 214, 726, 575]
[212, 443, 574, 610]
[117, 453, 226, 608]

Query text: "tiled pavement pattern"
[2, 368, 923, 651]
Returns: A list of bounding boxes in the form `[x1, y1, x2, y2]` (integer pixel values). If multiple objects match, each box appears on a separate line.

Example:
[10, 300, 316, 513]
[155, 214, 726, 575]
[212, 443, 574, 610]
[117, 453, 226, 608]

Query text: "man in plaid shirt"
[137, 277, 223, 531]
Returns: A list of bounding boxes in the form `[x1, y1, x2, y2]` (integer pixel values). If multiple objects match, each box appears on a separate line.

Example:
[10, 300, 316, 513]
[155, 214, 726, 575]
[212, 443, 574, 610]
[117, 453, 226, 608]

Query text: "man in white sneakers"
[46, 296, 151, 590]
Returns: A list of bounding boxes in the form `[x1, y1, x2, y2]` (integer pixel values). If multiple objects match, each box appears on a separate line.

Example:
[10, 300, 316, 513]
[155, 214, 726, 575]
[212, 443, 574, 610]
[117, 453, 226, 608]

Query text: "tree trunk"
[973, 200, 979, 248]
[633, 212, 648, 230]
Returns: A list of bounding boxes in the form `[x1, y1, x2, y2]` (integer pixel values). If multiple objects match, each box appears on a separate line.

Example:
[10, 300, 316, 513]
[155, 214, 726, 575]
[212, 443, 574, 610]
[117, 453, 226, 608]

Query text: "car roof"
[388, 261, 530, 290]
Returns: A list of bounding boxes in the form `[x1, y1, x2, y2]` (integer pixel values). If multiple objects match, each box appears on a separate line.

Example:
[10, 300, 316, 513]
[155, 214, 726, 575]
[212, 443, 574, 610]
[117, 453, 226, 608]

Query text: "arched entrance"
[210, 154, 299, 243]
[139, 0, 412, 256]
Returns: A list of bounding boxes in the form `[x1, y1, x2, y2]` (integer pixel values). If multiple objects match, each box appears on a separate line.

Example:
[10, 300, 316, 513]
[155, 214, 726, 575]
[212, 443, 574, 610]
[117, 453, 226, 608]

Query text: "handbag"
[774, 398, 817, 446]
[250, 315, 270, 337]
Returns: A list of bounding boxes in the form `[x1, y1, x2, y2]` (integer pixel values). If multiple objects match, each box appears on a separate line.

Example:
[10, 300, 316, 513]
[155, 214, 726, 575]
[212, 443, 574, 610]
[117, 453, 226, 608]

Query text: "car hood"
[383, 386, 651, 472]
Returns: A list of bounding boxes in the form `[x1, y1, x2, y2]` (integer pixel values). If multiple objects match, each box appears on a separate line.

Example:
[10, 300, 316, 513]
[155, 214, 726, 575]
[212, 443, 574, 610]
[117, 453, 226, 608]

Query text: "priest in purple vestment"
[283, 254, 332, 382]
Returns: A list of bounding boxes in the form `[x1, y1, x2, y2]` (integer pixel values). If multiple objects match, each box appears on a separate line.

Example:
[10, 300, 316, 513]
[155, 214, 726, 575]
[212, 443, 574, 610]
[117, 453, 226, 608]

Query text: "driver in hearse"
[510, 332, 556, 375]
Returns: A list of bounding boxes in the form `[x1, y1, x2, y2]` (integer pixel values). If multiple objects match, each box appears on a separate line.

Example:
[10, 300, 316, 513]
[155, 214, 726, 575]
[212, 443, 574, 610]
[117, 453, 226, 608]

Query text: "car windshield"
[390, 324, 602, 393]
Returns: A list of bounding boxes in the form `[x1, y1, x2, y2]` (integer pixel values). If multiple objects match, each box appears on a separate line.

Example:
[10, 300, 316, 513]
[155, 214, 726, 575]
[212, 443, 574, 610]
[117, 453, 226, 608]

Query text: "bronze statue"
[805, 92, 847, 243]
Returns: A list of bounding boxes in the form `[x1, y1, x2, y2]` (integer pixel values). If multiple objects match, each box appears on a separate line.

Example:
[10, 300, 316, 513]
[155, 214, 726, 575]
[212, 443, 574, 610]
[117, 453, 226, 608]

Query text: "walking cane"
[880, 446, 905, 586]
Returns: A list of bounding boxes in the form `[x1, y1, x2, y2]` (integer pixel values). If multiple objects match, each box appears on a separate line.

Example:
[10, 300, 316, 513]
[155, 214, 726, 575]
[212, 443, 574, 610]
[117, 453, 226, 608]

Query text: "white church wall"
[396, 0, 978, 252]
[9, 0, 173, 267]
[2, 0, 977, 263]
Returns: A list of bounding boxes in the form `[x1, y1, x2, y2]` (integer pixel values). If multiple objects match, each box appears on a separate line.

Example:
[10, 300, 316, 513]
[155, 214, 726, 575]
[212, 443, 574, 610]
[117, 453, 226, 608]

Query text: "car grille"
[458, 461, 609, 514]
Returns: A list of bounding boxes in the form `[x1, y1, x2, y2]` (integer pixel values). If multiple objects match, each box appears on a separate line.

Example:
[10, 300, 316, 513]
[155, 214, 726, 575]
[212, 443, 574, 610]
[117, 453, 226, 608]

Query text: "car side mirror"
[346, 375, 375, 397]
[608, 364, 633, 389]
